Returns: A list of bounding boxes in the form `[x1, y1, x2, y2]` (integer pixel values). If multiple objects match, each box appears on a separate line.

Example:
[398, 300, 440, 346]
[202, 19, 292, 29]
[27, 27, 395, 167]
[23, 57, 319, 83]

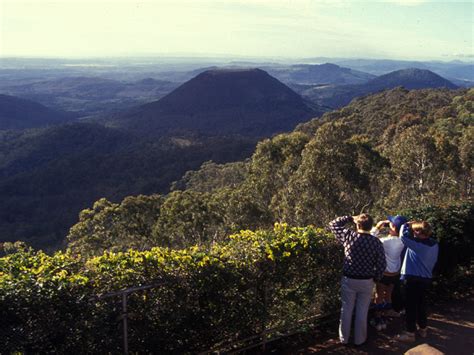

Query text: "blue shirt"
[400, 223, 439, 281]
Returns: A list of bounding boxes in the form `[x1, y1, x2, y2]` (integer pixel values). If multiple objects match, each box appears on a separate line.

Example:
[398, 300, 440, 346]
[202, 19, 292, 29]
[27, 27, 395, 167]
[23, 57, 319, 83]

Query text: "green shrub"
[0, 225, 342, 353]
[1, 203, 472, 352]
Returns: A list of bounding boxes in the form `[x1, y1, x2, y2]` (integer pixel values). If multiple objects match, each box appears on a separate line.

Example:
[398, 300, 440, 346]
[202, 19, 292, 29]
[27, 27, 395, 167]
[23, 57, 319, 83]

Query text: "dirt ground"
[276, 295, 474, 355]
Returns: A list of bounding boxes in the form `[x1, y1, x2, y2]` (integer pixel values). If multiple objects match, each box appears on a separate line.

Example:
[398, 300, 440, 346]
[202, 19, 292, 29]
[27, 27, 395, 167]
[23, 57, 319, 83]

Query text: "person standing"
[396, 221, 439, 342]
[371, 215, 407, 329]
[329, 214, 386, 346]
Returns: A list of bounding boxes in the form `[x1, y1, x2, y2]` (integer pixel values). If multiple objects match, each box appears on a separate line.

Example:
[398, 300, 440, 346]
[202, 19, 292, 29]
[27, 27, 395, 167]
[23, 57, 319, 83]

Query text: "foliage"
[67, 195, 164, 256]
[2, 202, 474, 352]
[1, 225, 342, 353]
[66, 88, 473, 255]
[171, 160, 249, 193]
[0, 123, 257, 249]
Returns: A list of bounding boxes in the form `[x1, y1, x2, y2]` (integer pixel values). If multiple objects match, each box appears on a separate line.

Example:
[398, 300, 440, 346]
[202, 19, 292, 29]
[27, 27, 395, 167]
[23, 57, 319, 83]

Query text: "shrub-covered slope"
[68, 88, 473, 254]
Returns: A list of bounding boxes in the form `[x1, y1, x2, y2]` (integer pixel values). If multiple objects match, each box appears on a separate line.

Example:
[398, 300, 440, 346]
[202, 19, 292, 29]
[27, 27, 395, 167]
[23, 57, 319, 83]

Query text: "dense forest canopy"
[68, 87, 473, 256]
[0, 124, 257, 249]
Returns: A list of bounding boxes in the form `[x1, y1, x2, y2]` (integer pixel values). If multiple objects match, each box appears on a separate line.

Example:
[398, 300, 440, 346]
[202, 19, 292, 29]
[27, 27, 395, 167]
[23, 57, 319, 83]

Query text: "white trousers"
[339, 276, 374, 345]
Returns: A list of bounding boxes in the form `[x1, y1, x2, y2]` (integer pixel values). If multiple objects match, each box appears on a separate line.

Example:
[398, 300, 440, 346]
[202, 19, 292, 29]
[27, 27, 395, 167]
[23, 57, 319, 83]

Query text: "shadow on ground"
[272, 295, 474, 354]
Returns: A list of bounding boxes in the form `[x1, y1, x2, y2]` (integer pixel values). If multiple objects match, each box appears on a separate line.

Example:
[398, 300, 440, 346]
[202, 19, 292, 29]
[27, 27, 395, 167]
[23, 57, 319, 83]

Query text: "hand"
[375, 220, 389, 229]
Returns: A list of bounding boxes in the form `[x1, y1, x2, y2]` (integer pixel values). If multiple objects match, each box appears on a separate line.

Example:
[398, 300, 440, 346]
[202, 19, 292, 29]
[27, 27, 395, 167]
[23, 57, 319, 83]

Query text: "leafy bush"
[0, 225, 342, 353]
[1, 203, 472, 352]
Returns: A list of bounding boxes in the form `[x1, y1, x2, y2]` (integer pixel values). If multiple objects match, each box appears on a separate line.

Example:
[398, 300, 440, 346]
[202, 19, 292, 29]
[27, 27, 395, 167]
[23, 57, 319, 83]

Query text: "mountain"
[0, 68, 324, 248]
[265, 63, 376, 85]
[331, 58, 474, 85]
[0, 94, 74, 130]
[298, 68, 458, 109]
[108, 69, 324, 136]
[364, 68, 458, 91]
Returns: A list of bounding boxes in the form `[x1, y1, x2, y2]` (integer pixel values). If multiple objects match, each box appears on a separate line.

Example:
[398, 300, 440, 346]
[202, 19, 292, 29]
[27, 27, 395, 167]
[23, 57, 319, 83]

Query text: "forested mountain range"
[0, 63, 471, 251]
[295, 68, 458, 109]
[326, 58, 474, 85]
[1, 58, 469, 118]
[67, 87, 473, 255]
[0, 94, 75, 130]
[0, 69, 323, 249]
[0, 124, 257, 249]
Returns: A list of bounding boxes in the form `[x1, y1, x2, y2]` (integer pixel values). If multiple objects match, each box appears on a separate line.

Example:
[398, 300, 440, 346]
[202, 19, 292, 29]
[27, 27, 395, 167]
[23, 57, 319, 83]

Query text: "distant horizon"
[2, 1, 472, 61]
[1, 54, 473, 64]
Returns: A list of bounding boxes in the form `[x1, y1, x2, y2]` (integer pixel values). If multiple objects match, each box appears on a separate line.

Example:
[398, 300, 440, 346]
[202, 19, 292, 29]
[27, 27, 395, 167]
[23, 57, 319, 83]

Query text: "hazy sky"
[1, 0, 472, 60]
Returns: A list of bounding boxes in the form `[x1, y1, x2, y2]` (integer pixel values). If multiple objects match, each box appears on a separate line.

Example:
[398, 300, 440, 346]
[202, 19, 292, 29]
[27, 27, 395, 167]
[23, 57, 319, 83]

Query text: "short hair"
[354, 214, 374, 231]
[411, 221, 433, 237]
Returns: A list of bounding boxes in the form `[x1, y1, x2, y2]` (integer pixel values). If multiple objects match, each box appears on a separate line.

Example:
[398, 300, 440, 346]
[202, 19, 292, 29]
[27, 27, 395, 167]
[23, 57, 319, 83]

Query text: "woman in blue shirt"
[397, 221, 439, 342]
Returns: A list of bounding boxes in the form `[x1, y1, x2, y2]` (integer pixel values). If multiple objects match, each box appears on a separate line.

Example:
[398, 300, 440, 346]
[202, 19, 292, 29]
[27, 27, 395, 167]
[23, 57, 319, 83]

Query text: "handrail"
[91, 281, 167, 300]
[90, 281, 168, 354]
[92, 279, 339, 355]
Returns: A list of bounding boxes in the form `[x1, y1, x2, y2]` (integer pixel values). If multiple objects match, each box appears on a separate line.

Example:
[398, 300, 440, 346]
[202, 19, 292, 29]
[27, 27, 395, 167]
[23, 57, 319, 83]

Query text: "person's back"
[343, 232, 386, 278]
[400, 222, 438, 280]
[329, 214, 386, 346]
[371, 216, 407, 329]
[380, 236, 404, 273]
[396, 221, 439, 342]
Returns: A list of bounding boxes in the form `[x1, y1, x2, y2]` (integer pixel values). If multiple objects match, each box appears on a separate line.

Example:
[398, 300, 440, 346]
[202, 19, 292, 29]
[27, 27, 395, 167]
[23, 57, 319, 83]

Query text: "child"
[396, 221, 439, 342]
[371, 215, 407, 330]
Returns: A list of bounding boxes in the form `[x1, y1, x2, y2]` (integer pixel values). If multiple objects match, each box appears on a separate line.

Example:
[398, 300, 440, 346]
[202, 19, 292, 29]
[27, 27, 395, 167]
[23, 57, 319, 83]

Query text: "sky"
[1, 0, 472, 61]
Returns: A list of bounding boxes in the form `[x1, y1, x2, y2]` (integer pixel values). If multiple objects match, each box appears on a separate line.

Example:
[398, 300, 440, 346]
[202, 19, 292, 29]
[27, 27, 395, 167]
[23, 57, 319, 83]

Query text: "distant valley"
[0, 77, 179, 116]
[0, 58, 470, 249]
[1, 58, 472, 117]
[0, 68, 321, 248]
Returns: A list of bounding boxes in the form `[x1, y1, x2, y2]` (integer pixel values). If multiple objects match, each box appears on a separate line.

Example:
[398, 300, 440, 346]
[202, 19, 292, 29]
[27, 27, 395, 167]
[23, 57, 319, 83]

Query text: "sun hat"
[387, 215, 408, 231]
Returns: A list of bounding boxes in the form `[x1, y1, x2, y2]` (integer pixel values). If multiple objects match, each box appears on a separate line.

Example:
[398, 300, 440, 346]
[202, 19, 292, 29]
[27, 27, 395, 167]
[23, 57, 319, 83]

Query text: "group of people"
[329, 213, 439, 346]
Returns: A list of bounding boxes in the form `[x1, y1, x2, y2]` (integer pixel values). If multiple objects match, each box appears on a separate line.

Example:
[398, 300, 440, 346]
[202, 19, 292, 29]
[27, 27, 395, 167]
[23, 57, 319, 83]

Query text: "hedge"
[0, 224, 342, 353]
[1, 203, 472, 353]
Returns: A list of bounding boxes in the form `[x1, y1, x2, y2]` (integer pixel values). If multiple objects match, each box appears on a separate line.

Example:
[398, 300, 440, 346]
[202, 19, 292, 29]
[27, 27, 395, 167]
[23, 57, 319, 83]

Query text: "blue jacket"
[400, 223, 439, 281]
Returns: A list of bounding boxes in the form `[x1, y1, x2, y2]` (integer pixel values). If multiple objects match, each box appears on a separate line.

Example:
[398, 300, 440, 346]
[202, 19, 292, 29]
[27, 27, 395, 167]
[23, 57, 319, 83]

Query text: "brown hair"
[411, 221, 433, 237]
[354, 214, 374, 231]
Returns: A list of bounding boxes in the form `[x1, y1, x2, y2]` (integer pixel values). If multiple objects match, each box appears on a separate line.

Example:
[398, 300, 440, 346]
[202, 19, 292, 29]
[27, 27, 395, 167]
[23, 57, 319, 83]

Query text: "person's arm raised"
[329, 215, 354, 244]
[400, 223, 425, 253]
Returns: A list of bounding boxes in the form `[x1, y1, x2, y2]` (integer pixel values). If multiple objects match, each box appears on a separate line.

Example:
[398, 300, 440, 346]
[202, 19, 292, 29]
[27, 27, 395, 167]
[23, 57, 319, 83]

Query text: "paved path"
[280, 296, 474, 354]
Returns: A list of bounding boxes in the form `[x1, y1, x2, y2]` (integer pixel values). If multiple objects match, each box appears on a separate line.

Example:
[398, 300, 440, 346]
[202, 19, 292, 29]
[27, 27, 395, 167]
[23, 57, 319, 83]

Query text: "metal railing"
[93, 281, 339, 355]
[91, 282, 167, 354]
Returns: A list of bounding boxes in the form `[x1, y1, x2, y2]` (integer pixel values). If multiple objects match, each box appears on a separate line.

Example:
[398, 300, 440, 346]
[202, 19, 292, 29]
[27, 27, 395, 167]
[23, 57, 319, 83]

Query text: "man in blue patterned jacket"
[329, 214, 386, 346]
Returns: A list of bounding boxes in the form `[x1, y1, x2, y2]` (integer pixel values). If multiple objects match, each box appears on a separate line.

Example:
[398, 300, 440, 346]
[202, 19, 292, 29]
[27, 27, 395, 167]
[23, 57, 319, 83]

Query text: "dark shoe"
[396, 331, 415, 342]
[418, 327, 428, 338]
